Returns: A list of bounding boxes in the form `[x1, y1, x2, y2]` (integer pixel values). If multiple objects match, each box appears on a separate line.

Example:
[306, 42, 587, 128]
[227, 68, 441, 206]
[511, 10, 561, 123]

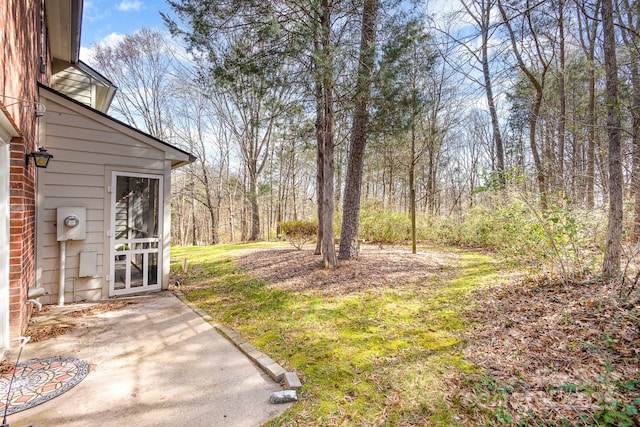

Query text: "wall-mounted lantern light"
[26, 147, 54, 168]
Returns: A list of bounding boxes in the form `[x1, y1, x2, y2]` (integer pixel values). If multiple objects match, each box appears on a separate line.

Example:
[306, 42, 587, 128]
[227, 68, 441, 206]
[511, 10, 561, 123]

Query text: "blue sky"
[79, 0, 460, 61]
[80, 0, 459, 48]
[80, 0, 174, 57]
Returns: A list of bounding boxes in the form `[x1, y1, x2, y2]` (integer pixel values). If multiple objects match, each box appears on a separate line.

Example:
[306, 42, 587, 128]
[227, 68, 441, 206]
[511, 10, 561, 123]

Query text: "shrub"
[279, 220, 317, 250]
[359, 210, 411, 243]
[357, 196, 607, 282]
[421, 207, 509, 249]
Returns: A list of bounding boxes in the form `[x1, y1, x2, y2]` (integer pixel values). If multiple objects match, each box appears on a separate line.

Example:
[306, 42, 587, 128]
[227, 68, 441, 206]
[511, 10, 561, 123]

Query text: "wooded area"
[88, 0, 640, 279]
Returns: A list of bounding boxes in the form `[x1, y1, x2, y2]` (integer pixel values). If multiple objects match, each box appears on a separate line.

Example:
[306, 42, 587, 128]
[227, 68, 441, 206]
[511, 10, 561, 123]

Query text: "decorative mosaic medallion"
[0, 357, 90, 415]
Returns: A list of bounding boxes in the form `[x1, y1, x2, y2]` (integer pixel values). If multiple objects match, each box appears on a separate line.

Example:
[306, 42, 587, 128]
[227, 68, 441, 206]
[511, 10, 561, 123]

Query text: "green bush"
[357, 196, 606, 281]
[279, 220, 317, 250]
[430, 200, 603, 279]
[359, 209, 411, 243]
[422, 207, 509, 249]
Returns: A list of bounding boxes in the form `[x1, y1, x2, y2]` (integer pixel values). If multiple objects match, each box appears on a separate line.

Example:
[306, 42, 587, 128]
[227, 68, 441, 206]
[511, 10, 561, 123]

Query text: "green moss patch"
[171, 244, 497, 425]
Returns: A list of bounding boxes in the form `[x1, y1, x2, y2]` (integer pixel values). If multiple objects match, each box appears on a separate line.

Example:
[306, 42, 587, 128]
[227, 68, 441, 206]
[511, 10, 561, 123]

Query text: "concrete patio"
[4, 291, 291, 427]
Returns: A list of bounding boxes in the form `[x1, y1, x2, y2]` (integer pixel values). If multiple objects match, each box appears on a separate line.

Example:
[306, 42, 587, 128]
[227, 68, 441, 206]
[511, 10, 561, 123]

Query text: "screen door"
[110, 172, 163, 296]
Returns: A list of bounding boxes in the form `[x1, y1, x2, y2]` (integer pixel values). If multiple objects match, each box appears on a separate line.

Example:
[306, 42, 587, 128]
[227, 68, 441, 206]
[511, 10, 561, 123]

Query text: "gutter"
[70, 0, 83, 63]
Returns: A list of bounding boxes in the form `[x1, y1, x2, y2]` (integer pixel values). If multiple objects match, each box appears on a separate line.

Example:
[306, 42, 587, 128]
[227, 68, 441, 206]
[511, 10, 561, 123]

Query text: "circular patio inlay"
[0, 357, 90, 415]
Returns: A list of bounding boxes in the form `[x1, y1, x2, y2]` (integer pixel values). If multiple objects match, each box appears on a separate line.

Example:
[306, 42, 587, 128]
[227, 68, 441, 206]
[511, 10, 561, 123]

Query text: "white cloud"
[117, 0, 143, 12]
[80, 32, 127, 62]
[83, 0, 111, 23]
[79, 46, 95, 62]
[427, 0, 461, 16]
[98, 32, 127, 46]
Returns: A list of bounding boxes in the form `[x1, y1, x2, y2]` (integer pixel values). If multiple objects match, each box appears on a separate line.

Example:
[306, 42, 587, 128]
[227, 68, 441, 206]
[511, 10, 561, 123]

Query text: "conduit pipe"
[58, 240, 66, 306]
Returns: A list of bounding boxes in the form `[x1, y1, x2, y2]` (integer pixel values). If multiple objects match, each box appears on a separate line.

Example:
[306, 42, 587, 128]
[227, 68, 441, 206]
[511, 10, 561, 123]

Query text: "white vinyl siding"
[51, 66, 94, 107]
[36, 88, 183, 303]
[51, 61, 116, 113]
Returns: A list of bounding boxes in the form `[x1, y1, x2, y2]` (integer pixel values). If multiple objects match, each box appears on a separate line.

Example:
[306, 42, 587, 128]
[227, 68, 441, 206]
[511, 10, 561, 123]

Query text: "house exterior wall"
[1, 1, 191, 348]
[36, 89, 174, 303]
[51, 61, 94, 108]
[1, 0, 51, 344]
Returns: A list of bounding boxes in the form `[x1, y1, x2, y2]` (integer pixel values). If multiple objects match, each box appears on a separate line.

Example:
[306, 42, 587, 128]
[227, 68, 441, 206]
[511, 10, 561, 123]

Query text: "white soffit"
[0, 106, 20, 140]
[45, 0, 83, 63]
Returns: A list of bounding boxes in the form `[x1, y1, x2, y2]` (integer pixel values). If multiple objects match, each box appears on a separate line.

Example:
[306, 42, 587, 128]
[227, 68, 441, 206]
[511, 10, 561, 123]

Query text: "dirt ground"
[235, 244, 640, 424]
[235, 244, 460, 295]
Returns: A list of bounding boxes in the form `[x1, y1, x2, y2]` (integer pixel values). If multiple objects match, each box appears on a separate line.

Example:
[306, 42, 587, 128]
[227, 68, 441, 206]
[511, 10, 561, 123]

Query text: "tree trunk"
[200, 161, 219, 244]
[480, 0, 505, 184]
[241, 173, 248, 241]
[339, 0, 378, 260]
[557, 0, 566, 192]
[601, 0, 623, 280]
[291, 148, 298, 221]
[620, 0, 640, 241]
[410, 121, 417, 254]
[634, 84, 640, 238]
[314, 74, 324, 256]
[575, 0, 600, 209]
[190, 169, 197, 245]
[527, 64, 548, 210]
[320, 0, 338, 268]
[586, 63, 596, 209]
[427, 146, 436, 215]
[248, 166, 260, 241]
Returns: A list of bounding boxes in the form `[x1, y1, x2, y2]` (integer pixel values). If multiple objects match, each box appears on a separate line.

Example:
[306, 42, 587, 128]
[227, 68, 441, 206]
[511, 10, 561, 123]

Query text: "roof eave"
[38, 84, 197, 167]
[171, 155, 198, 169]
[46, 0, 83, 63]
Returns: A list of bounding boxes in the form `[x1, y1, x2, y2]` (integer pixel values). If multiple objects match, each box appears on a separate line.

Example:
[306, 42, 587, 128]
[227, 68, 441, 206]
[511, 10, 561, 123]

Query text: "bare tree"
[171, 81, 224, 244]
[575, 0, 601, 210]
[498, 0, 552, 209]
[618, 0, 640, 241]
[556, 0, 567, 190]
[319, 0, 339, 268]
[90, 28, 174, 139]
[458, 0, 507, 184]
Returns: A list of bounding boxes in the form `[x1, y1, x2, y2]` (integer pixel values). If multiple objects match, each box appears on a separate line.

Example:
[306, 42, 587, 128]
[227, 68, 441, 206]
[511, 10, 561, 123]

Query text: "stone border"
[172, 290, 301, 388]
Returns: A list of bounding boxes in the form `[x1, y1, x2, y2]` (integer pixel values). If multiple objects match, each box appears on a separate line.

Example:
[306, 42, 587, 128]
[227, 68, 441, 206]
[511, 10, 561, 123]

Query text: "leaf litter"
[458, 275, 639, 425]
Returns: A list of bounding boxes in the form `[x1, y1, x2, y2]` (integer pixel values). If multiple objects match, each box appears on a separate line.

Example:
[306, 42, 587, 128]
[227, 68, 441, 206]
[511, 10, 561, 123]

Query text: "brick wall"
[2, 0, 48, 344]
[9, 138, 36, 341]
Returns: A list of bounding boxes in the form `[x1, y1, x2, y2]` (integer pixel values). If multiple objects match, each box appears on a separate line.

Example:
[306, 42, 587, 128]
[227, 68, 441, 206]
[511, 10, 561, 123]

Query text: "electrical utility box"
[56, 207, 87, 241]
[79, 250, 97, 277]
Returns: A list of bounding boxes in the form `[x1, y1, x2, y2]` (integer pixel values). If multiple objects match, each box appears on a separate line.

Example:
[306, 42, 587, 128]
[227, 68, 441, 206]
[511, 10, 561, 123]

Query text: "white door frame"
[0, 127, 11, 351]
[109, 171, 163, 297]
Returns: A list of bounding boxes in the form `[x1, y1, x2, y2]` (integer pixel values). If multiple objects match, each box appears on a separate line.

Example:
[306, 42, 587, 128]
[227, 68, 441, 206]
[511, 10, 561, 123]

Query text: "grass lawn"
[170, 243, 500, 425]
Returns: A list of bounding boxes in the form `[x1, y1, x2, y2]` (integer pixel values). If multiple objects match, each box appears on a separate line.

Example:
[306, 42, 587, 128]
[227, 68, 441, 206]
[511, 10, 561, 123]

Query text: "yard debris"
[270, 390, 297, 404]
[25, 300, 134, 343]
[68, 300, 133, 317]
[456, 275, 640, 424]
[0, 360, 14, 375]
[28, 324, 77, 343]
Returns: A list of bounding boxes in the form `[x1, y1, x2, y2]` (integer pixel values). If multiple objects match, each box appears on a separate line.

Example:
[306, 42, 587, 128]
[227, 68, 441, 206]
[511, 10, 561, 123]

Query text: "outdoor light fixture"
[26, 147, 53, 168]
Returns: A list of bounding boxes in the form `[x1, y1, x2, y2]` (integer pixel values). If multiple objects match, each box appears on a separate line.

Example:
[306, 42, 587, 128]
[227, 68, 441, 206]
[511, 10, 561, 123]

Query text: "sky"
[80, 0, 174, 60]
[78, 0, 463, 63]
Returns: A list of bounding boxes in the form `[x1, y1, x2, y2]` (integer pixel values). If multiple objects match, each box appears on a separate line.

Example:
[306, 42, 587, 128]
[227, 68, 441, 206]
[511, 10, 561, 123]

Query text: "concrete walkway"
[5, 291, 291, 427]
